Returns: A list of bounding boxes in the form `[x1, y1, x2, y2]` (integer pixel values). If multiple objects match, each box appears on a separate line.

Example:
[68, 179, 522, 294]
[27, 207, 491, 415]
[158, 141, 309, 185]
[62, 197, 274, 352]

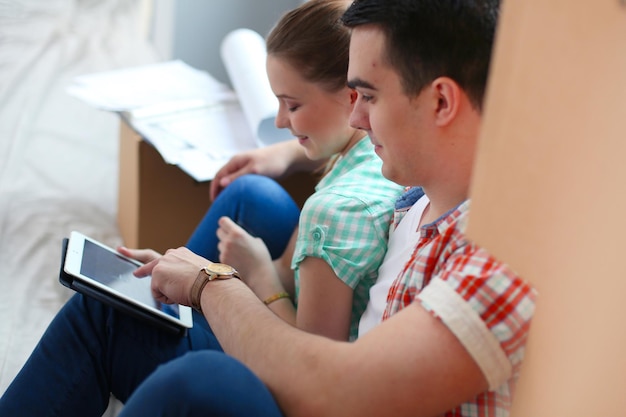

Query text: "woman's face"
[266, 55, 358, 160]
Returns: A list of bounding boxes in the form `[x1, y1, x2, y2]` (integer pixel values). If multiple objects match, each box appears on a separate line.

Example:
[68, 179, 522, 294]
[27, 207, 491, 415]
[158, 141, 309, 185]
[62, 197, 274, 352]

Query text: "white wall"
[150, 0, 302, 86]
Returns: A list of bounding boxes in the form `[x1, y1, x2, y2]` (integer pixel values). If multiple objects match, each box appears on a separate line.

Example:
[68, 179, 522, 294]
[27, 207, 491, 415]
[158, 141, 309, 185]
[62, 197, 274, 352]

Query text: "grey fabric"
[0, 1, 158, 414]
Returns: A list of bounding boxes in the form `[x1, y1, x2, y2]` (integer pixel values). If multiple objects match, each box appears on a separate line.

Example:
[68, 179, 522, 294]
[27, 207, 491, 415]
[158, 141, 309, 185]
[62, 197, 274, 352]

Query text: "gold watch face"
[203, 263, 237, 277]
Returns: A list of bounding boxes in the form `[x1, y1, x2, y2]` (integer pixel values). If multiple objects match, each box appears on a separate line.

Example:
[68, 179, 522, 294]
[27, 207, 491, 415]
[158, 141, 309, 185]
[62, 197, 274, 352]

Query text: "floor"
[0, 1, 157, 414]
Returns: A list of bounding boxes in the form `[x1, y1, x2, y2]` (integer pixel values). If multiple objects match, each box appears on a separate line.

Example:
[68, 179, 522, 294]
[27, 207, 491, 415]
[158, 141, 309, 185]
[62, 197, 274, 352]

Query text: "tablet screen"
[79, 239, 182, 321]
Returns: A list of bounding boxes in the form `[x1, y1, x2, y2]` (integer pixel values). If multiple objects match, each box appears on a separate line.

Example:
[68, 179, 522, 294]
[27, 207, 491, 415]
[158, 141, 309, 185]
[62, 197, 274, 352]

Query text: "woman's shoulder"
[322, 161, 404, 202]
[302, 179, 401, 223]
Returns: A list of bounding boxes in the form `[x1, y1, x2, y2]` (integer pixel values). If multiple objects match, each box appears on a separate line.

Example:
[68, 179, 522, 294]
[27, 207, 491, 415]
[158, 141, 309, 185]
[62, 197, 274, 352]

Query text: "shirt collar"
[421, 199, 471, 237]
[316, 136, 375, 190]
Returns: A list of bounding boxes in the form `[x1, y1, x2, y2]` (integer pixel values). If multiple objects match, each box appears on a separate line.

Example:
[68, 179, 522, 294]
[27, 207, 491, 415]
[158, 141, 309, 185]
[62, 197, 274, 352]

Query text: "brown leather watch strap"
[190, 265, 240, 311]
[190, 269, 211, 312]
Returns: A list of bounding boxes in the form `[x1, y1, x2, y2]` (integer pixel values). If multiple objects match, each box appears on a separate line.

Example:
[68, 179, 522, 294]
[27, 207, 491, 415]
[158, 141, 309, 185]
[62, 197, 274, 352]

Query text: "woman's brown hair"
[266, 0, 352, 93]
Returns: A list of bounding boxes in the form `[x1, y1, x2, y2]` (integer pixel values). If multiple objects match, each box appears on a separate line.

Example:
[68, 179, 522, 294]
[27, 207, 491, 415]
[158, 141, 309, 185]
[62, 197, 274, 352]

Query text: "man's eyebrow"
[347, 78, 376, 90]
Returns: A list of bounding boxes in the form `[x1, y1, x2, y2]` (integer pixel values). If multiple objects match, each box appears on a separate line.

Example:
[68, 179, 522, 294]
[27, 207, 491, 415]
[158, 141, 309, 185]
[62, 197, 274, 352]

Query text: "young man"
[0, 1, 536, 416]
[132, 0, 536, 416]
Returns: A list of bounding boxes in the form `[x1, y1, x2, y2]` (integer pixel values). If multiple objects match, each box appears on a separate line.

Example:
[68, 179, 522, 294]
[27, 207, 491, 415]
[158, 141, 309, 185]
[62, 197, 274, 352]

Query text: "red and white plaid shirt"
[383, 197, 536, 417]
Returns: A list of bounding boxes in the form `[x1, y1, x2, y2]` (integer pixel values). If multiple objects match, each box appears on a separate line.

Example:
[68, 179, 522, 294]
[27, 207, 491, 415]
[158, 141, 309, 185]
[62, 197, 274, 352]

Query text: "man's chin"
[381, 166, 409, 187]
[381, 165, 395, 182]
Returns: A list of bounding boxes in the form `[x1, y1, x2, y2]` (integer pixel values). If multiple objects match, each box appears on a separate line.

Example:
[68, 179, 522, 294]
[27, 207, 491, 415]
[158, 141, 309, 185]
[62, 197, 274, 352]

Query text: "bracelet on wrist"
[263, 291, 291, 306]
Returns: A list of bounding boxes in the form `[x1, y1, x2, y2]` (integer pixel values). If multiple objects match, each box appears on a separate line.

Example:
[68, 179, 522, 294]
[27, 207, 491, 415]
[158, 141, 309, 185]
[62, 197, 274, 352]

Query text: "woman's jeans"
[0, 295, 284, 417]
[186, 174, 301, 261]
[0, 174, 299, 416]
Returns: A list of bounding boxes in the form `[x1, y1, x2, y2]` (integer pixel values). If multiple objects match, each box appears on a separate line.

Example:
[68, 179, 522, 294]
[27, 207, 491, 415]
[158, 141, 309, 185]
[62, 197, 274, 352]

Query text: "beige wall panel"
[465, 0, 626, 415]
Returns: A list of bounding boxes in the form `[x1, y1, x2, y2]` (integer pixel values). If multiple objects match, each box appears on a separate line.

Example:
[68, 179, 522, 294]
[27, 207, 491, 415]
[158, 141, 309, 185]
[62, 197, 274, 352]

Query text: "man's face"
[348, 25, 435, 187]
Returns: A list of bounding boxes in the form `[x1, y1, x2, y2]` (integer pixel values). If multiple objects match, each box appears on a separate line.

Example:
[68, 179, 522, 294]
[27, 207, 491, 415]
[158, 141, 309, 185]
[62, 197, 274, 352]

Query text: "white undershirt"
[357, 196, 429, 337]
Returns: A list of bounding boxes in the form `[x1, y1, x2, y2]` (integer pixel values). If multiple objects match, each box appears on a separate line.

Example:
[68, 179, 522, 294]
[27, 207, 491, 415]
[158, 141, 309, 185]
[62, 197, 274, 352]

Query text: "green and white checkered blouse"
[291, 136, 405, 340]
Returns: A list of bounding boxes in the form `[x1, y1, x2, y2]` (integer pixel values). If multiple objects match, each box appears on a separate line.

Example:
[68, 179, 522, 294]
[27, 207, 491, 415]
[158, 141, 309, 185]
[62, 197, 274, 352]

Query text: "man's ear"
[432, 77, 460, 127]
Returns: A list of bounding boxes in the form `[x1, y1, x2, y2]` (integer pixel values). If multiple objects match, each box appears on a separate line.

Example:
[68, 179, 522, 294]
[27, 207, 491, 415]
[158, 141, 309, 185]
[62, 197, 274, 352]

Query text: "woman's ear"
[432, 77, 460, 127]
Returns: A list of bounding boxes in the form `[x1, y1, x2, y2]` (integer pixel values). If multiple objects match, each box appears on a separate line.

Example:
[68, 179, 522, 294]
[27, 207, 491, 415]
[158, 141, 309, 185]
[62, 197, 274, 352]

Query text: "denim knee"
[122, 351, 283, 417]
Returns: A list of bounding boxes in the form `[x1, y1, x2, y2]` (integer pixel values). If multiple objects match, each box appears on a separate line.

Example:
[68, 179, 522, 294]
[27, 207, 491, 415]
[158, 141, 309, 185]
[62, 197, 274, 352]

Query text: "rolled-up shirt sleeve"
[417, 247, 537, 390]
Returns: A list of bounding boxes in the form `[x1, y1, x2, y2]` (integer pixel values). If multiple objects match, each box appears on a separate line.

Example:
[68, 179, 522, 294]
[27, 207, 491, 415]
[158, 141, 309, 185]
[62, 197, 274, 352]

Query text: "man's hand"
[134, 247, 210, 307]
[117, 246, 162, 264]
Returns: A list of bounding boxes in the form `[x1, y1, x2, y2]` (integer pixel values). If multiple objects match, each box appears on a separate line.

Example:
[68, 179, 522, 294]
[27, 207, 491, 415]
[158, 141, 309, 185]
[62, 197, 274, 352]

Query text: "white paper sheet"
[130, 101, 258, 181]
[67, 60, 231, 111]
[65, 29, 295, 182]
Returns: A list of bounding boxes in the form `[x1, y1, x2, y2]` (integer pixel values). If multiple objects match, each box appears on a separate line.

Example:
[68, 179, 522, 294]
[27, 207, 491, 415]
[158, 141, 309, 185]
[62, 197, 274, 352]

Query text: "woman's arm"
[269, 246, 354, 341]
[295, 256, 353, 340]
[272, 230, 297, 297]
[216, 217, 353, 340]
[216, 216, 297, 326]
[210, 139, 326, 200]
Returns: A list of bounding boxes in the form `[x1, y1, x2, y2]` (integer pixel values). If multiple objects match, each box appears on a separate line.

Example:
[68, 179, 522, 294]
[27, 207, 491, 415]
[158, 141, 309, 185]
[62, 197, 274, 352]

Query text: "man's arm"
[141, 247, 491, 417]
[201, 278, 488, 417]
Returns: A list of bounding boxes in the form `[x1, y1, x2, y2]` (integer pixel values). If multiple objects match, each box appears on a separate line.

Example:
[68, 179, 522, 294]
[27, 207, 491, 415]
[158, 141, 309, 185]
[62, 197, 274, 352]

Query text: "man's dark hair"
[341, 0, 499, 110]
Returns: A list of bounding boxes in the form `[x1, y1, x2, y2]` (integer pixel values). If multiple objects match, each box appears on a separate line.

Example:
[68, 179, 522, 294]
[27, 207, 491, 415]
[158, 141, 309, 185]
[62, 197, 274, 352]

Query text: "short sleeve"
[292, 191, 391, 290]
[417, 246, 537, 390]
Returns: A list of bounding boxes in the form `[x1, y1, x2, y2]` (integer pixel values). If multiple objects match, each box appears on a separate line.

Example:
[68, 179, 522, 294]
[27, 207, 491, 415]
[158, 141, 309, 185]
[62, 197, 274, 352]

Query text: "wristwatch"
[190, 263, 240, 311]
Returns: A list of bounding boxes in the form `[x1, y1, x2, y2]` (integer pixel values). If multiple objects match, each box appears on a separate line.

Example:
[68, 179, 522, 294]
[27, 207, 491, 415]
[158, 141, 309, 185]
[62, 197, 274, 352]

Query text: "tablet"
[61, 231, 193, 335]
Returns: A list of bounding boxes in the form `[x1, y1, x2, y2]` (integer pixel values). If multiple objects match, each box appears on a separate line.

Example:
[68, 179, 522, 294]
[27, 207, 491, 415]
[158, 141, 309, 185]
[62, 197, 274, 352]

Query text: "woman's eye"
[284, 101, 300, 112]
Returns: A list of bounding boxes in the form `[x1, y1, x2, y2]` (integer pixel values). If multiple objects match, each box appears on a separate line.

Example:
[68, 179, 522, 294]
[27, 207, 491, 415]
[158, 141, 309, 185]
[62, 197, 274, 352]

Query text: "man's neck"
[419, 185, 468, 226]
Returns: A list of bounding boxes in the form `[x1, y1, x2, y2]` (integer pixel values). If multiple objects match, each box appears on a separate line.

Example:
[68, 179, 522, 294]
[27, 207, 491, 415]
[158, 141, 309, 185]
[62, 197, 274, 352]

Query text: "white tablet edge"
[64, 231, 194, 329]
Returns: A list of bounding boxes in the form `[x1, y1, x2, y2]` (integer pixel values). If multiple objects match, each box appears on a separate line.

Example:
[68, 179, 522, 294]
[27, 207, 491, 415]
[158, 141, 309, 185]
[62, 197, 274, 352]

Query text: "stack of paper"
[67, 29, 293, 182]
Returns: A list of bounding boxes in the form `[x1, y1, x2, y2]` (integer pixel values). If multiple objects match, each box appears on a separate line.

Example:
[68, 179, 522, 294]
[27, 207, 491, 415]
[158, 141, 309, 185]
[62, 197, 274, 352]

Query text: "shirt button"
[312, 231, 321, 240]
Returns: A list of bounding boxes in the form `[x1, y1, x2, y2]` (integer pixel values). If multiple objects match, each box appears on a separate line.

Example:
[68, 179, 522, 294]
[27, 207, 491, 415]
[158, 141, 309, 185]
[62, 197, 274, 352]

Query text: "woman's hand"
[216, 217, 292, 314]
[216, 217, 274, 283]
[210, 139, 317, 200]
[210, 146, 288, 200]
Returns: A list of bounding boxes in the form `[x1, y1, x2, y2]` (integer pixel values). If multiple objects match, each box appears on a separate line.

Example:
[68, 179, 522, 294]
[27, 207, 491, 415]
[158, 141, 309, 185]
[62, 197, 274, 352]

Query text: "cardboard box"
[464, 0, 626, 414]
[117, 119, 316, 254]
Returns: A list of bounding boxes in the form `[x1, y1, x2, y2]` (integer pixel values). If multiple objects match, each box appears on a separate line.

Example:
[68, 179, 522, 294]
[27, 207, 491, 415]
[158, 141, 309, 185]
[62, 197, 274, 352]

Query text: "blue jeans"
[0, 294, 283, 416]
[186, 174, 301, 261]
[0, 174, 299, 416]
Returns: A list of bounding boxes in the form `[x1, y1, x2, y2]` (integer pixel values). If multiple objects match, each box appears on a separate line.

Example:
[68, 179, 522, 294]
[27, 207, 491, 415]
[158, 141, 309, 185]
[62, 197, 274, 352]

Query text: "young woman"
[0, 1, 403, 415]
[125, 0, 404, 341]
